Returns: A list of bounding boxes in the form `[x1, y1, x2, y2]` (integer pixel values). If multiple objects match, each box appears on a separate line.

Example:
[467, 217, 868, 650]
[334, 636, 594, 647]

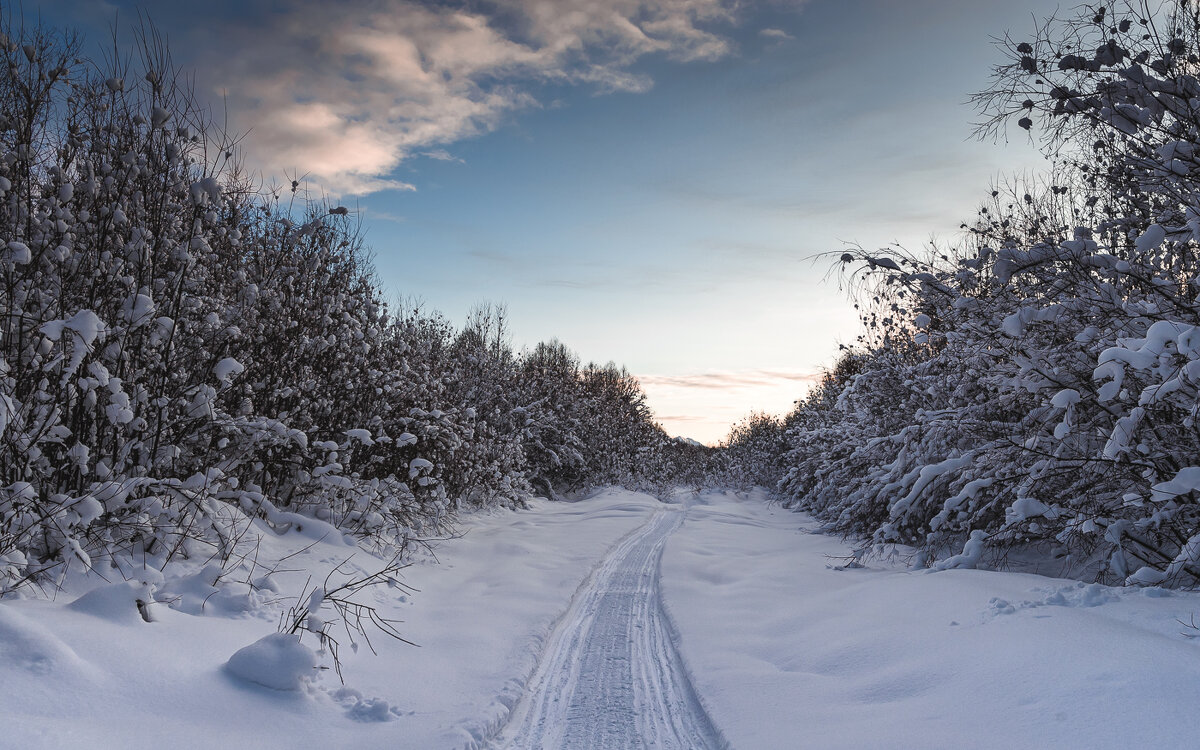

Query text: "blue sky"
[31, 0, 1063, 443]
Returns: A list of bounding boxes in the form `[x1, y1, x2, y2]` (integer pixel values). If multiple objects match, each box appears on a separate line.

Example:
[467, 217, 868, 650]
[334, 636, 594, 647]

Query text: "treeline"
[0, 22, 711, 593]
[726, 0, 1200, 586]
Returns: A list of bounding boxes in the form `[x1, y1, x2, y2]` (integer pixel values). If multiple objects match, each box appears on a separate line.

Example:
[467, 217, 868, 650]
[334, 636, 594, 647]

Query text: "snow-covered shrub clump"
[724, 0, 1200, 587]
[710, 412, 789, 491]
[0, 22, 436, 591]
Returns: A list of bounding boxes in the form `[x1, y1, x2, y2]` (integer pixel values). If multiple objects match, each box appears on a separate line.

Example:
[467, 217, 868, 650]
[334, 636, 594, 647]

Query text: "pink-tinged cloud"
[638, 369, 822, 390]
[638, 368, 819, 444]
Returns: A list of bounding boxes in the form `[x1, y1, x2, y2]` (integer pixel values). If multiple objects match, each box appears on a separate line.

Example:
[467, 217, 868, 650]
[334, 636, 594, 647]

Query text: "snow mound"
[0, 604, 96, 679]
[66, 581, 155, 624]
[988, 582, 1125, 617]
[1038, 581, 1121, 608]
[330, 687, 403, 722]
[225, 633, 317, 691]
[157, 563, 270, 617]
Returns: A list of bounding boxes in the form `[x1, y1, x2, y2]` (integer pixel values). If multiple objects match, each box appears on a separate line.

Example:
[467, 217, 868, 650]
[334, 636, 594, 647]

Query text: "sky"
[27, 0, 1064, 444]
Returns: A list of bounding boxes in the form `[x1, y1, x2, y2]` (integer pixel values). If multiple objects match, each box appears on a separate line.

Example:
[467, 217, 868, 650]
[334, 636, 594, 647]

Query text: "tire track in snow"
[492, 507, 724, 750]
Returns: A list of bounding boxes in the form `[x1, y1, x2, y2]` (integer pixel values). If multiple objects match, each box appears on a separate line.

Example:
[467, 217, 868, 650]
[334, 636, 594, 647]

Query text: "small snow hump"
[225, 633, 318, 691]
[67, 580, 157, 625]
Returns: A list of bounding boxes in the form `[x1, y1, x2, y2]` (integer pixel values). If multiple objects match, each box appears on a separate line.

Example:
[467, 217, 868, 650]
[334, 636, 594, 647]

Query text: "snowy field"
[4, 488, 1200, 749]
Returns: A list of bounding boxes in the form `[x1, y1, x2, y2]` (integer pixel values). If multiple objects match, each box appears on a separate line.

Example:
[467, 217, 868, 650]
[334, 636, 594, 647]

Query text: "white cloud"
[759, 27, 793, 40]
[638, 369, 819, 390]
[176, 0, 743, 195]
[420, 149, 465, 163]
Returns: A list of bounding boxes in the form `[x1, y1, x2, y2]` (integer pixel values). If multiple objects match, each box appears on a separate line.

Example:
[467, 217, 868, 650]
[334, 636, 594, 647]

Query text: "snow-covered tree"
[756, 0, 1200, 586]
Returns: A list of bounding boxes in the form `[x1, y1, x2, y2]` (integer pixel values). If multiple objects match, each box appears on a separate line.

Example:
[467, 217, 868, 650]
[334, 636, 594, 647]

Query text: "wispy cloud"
[139, 0, 744, 195]
[758, 27, 794, 40]
[361, 207, 408, 224]
[639, 367, 818, 443]
[420, 149, 465, 163]
[639, 369, 820, 390]
[643, 364, 820, 441]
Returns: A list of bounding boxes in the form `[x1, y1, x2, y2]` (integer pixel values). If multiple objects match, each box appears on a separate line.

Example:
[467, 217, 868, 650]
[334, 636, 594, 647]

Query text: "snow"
[408, 457, 434, 478]
[189, 177, 221, 206]
[40, 309, 104, 345]
[1050, 388, 1080, 408]
[1150, 465, 1200, 502]
[151, 105, 171, 129]
[933, 528, 990, 569]
[122, 292, 156, 327]
[5, 487, 1200, 749]
[65, 580, 156, 624]
[6, 240, 31, 265]
[1135, 223, 1167, 252]
[495, 504, 721, 749]
[660, 489, 1200, 749]
[890, 452, 975, 519]
[1006, 495, 1057, 524]
[0, 604, 98, 681]
[213, 356, 244, 384]
[0, 489, 660, 749]
[225, 633, 318, 691]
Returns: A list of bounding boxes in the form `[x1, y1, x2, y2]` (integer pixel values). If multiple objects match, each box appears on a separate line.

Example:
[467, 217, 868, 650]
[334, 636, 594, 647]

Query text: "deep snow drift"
[3, 488, 1200, 749]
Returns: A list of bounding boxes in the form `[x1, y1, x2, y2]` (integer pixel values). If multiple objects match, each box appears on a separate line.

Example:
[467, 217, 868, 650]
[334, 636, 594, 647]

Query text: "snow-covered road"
[495, 506, 723, 749]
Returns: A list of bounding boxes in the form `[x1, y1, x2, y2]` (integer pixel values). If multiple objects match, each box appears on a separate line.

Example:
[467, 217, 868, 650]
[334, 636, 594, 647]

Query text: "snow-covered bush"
[514, 339, 589, 499]
[714, 412, 789, 491]
[751, 0, 1200, 587]
[0, 23, 259, 587]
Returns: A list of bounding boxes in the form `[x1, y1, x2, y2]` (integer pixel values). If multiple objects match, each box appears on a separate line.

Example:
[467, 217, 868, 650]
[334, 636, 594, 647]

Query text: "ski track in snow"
[492, 506, 724, 750]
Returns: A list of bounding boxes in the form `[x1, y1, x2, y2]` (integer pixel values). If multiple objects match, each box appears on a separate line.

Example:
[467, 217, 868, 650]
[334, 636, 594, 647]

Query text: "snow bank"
[0, 604, 99, 682]
[660, 489, 1200, 750]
